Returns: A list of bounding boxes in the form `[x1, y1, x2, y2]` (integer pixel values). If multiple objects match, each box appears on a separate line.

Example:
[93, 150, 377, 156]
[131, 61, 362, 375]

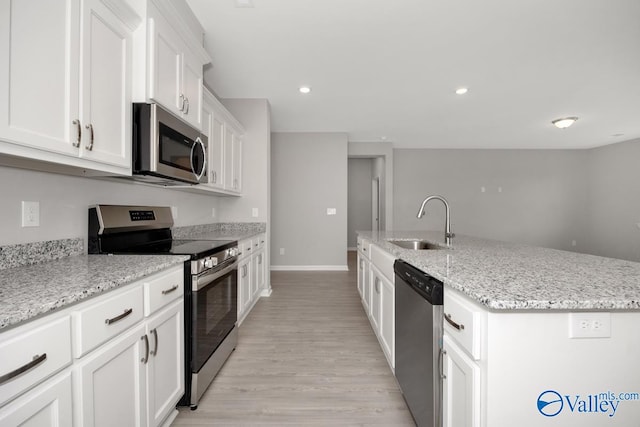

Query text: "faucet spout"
[416, 195, 454, 245]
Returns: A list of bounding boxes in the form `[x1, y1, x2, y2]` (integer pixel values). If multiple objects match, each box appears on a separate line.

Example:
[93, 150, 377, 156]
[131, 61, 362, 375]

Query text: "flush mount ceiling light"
[235, 0, 254, 8]
[455, 87, 468, 95]
[299, 86, 311, 94]
[551, 117, 579, 129]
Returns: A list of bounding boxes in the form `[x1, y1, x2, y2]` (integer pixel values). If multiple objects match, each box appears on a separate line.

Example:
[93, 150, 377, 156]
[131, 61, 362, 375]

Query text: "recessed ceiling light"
[551, 117, 578, 129]
[235, 0, 254, 8]
[380, 136, 387, 141]
[455, 87, 468, 95]
[299, 86, 311, 94]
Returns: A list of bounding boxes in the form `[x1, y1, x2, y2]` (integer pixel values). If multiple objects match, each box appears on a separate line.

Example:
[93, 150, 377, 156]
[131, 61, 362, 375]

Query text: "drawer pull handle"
[150, 329, 158, 356]
[161, 285, 179, 295]
[141, 335, 149, 364]
[445, 313, 464, 330]
[0, 353, 47, 385]
[105, 308, 133, 325]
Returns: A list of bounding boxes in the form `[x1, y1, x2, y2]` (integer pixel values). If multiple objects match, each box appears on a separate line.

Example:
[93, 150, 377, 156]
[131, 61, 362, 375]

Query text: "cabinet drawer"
[443, 290, 484, 360]
[143, 266, 184, 316]
[0, 316, 72, 406]
[239, 239, 252, 259]
[73, 285, 144, 358]
[358, 237, 371, 259]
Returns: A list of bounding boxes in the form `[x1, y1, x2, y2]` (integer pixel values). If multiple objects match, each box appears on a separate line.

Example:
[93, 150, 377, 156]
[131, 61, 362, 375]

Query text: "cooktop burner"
[112, 239, 236, 259]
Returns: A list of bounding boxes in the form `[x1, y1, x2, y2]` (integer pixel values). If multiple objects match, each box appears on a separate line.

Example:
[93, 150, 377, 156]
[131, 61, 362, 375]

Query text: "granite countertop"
[0, 254, 189, 331]
[358, 230, 640, 311]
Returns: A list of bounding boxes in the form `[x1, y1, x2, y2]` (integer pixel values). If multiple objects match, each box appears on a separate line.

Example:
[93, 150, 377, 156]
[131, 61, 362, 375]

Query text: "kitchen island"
[357, 230, 640, 427]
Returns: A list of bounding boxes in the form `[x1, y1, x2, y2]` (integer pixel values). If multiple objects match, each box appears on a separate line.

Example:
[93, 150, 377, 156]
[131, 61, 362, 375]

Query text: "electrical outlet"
[279, 248, 285, 255]
[327, 208, 336, 215]
[569, 313, 611, 338]
[170, 206, 178, 219]
[21, 201, 40, 227]
[252, 208, 259, 217]
[211, 208, 216, 218]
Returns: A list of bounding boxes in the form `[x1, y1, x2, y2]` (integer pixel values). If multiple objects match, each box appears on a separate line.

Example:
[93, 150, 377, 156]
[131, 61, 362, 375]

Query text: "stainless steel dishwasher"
[394, 260, 444, 427]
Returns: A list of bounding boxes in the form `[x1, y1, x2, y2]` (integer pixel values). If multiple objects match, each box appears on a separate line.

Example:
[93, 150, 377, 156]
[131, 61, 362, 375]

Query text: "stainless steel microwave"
[132, 103, 207, 185]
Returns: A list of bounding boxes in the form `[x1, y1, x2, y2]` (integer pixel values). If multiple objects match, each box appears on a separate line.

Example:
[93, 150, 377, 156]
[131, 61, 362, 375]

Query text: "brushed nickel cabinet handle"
[72, 120, 81, 147]
[161, 285, 178, 295]
[141, 335, 149, 364]
[150, 329, 158, 356]
[183, 97, 189, 114]
[212, 171, 216, 183]
[439, 348, 446, 380]
[445, 313, 464, 331]
[0, 354, 47, 385]
[85, 123, 94, 151]
[375, 278, 380, 294]
[179, 94, 185, 112]
[105, 308, 133, 325]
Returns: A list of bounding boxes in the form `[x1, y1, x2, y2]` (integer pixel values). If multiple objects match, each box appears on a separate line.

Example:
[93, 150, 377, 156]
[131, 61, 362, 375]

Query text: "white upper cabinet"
[141, 0, 208, 131]
[201, 87, 244, 195]
[0, 0, 138, 175]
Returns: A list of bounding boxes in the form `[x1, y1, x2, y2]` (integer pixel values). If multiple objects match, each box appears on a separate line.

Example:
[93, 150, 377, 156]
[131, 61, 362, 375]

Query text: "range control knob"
[204, 257, 217, 268]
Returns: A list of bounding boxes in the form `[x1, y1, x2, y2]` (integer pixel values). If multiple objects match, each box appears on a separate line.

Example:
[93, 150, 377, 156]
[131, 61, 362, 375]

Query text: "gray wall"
[586, 138, 640, 261]
[271, 132, 348, 269]
[347, 158, 373, 248]
[0, 166, 220, 247]
[393, 149, 589, 251]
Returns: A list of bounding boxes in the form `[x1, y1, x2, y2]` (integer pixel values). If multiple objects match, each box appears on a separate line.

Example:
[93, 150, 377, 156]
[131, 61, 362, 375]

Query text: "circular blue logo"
[537, 390, 564, 417]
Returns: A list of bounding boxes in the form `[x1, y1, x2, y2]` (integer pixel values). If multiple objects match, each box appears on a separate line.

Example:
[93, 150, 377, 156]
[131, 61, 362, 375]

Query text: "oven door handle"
[193, 259, 239, 292]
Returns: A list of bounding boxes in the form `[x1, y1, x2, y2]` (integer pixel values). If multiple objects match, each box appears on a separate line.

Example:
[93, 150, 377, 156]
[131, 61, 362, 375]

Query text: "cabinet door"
[74, 323, 147, 427]
[357, 254, 365, 298]
[181, 52, 202, 130]
[379, 274, 394, 368]
[370, 269, 381, 331]
[0, 372, 73, 427]
[0, 0, 80, 156]
[223, 127, 235, 191]
[231, 134, 242, 192]
[79, 0, 132, 168]
[362, 261, 371, 313]
[148, 14, 181, 116]
[237, 259, 251, 321]
[256, 251, 266, 295]
[146, 300, 184, 427]
[208, 114, 225, 189]
[442, 335, 481, 427]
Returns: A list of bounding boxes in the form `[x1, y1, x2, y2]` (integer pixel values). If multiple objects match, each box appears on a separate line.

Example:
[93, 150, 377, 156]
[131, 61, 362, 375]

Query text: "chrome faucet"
[417, 195, 454, 245]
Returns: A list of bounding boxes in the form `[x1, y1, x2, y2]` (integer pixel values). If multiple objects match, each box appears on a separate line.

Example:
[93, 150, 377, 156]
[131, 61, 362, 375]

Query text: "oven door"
[191, 260, 238, 372]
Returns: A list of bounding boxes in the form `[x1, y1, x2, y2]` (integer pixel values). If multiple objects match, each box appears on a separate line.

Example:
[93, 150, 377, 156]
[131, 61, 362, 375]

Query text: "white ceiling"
[186, 0, 640, 149]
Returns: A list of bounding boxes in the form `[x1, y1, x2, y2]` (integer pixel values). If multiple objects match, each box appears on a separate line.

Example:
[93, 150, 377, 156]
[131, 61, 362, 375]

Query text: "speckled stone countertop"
[0, 254, 189, 331]
[358, 231, 640, 311]
[173, 222, 266, 241]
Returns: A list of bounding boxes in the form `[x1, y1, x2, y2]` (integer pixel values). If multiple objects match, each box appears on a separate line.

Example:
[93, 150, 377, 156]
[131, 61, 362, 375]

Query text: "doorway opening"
[348, 156, 386, 250]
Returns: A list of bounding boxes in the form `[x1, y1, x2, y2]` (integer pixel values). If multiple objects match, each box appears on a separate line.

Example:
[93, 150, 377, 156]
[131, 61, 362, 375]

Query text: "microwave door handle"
[190, 137, 207, 181]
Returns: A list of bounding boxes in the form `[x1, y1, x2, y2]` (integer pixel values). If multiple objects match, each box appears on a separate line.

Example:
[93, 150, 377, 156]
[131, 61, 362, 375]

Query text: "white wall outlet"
[327, 208, 337, 215]
[497, 186, 503, 193]
[571, 240, 577, 247]
[21, 201, 40, 227]
[480, 186, 486, 193]
[569, 313, 611, 338]
[252, 208, 259, 217]
[211, 208, 216, 218]
[279, 248, 285, 255]
[170, 206, 178, 219]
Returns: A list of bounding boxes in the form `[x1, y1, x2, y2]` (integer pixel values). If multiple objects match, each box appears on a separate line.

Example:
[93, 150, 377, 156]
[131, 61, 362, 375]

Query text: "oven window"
[159, 122, 194, 172]
[192, 268, 237, 372]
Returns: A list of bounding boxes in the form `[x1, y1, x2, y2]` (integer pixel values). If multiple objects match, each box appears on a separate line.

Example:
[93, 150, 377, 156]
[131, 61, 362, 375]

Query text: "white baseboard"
[271, 265, 349, 271]
[260, 287, 273, 297]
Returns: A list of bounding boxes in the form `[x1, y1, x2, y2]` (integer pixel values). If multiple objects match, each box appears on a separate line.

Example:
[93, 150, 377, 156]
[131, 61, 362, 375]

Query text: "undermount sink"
[388, 240, 446, 250]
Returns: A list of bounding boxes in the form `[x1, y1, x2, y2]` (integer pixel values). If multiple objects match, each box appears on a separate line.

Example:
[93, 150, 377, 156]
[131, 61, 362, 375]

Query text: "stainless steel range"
[88, 205, 238, 409]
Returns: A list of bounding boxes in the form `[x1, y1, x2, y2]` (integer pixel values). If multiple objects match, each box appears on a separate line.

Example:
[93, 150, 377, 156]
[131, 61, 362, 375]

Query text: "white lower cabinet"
[145, 300, 184, 427]
[357, 239, 396, 371]
[442, 335, 480, 427]
[74, 323, 148, 427]
[0, 372, 73, 427]
[238, 234, 267, 325]
[238, 257, 251, 322]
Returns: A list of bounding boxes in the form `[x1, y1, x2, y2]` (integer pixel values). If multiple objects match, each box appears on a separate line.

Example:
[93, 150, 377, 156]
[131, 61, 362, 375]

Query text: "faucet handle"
[446, 232, 455, 238]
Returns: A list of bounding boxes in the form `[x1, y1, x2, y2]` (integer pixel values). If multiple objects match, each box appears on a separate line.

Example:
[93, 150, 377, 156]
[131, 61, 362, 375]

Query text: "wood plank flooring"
[172, 252, 414, 426]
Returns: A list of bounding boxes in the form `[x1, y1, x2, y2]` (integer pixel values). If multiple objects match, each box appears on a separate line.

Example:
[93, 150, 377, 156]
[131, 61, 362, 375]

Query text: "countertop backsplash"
[0, 238, 83, 270]
[173, 222, 266, 239]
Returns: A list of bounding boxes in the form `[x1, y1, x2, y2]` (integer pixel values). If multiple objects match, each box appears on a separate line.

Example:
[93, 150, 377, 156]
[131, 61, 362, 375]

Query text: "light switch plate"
[327, 208, 337, 215]
[252, 208, 259, 217]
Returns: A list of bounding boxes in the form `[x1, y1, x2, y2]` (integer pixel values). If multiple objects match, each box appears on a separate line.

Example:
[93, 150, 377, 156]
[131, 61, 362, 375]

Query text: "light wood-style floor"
[172, 252, 414, 426]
